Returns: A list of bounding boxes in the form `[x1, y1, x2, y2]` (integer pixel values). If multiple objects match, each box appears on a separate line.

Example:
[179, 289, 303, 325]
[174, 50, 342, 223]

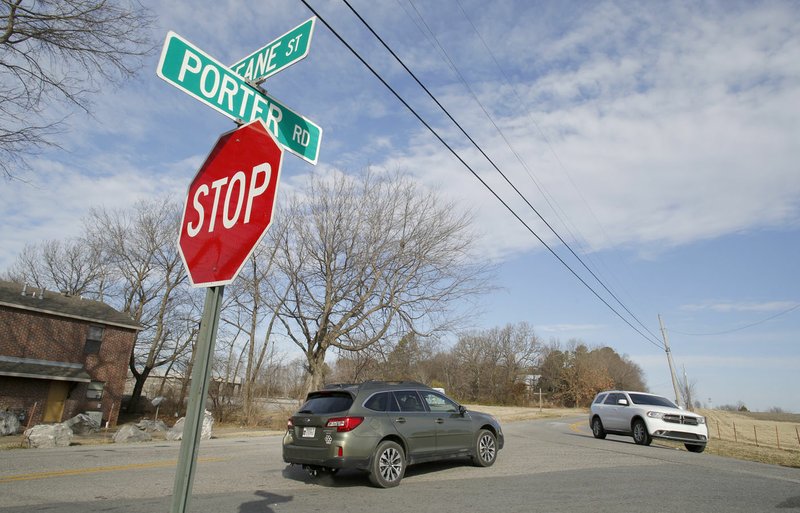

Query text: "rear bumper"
[282, 432, 372, 471]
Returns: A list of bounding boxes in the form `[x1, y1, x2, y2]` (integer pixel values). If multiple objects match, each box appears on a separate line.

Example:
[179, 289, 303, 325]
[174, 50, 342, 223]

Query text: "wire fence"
[709, 417, 800, 451]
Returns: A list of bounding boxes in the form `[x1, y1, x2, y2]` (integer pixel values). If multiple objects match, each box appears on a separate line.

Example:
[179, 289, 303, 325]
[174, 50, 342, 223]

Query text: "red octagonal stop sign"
[178, 119, 283, 287]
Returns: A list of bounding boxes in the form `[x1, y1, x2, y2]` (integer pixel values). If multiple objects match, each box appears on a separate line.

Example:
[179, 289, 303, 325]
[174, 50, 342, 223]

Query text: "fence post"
[716, 420, 720, 439]
[754, 425, 758, 447]
[776, 425, 780, 450]
[733, 421, 737, 442]
[796, 426, 800, 446]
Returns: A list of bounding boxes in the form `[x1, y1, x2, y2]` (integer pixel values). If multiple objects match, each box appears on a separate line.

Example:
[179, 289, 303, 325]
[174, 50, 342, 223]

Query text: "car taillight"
[326, 417, 364, 432]
[287, 418, 293, 430]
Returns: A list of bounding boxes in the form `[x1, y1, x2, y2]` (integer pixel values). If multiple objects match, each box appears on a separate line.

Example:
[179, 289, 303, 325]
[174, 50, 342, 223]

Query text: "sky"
[1, 0, 799, 412]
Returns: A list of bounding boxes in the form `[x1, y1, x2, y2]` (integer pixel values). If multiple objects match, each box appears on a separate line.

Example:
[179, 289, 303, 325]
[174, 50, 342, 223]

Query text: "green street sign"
[231, 18, 315, 83]
[157, 31, 322, 165]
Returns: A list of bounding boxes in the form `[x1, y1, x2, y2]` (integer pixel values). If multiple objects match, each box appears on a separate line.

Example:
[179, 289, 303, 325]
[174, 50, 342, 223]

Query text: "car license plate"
[302, 427, 316, 438]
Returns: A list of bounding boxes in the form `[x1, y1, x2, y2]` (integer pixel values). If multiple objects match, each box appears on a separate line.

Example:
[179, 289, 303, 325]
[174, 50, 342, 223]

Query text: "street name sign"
[231, 17, 315, 83]
[178, 119, 283, 287]
[157, 31, 322, 165]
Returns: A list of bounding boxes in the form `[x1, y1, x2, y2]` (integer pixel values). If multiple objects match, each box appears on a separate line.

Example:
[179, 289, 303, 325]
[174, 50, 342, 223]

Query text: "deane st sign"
[230, 17, 315, 83]
[157, 31, 322, 165]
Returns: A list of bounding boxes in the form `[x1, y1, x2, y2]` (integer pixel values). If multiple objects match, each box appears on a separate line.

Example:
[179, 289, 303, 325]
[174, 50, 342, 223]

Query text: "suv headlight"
[696, 416, 706, 425]
[646, 411, 665, 419]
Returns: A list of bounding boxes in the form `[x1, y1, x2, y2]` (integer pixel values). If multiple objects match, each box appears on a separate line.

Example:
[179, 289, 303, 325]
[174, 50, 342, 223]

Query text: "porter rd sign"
[231, 17, 315, 83]
[157, 31, 322, 165]
[178, 119, 283, 287]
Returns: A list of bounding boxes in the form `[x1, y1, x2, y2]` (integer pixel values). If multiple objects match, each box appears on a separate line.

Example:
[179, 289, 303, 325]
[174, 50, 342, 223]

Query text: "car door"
[602, 392, 626, 431]
[419, 391, 473, 455]
[389, 390, 437, 459]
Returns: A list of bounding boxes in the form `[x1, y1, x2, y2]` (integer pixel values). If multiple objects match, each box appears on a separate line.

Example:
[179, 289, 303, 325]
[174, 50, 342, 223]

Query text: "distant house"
[0, 280, 141, 427]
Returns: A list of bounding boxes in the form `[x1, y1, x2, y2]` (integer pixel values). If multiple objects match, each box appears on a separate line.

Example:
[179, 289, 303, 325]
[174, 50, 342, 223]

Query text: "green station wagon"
[282, 381, 504, 487]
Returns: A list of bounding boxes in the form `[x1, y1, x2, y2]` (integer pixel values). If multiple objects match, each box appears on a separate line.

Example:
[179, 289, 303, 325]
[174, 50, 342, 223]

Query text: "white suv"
[589, 391, 708, 453]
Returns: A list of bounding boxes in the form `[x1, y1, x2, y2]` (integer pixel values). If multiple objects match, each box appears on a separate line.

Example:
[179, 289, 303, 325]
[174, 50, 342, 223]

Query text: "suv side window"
[364, 392, 388, 412]
[593, 393, 607, 404]
[394, 390, 426, 412]
[604, 393, 620, 405]
[420, 391, 459, 413]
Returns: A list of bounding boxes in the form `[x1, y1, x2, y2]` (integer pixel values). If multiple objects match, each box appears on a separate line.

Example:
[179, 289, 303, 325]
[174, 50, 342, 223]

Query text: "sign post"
[170, 285, 223, 513]
[159, 20, 318, 513]
[170, 120, 284, 513]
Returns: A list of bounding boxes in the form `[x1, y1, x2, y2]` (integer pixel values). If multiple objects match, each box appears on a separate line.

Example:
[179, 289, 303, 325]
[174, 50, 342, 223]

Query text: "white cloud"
[369, 1, 800, 261]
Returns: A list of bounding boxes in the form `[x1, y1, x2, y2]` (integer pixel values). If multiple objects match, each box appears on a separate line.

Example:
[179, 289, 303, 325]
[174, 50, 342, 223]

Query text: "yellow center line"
[0, 457, 225, 483]
[570, 420, 588, 434]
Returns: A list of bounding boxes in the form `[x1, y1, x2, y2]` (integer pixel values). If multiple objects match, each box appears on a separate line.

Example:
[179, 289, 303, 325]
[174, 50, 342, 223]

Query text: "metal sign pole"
[170, 285, 224, 513]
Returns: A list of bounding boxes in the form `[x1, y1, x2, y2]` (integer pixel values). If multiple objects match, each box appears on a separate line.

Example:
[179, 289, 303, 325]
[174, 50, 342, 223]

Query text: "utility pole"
[658, 314, 683, 408]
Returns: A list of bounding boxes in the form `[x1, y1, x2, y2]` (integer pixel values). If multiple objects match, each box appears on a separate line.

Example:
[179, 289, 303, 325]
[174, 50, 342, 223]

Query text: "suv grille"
[663, 414, 699, 425]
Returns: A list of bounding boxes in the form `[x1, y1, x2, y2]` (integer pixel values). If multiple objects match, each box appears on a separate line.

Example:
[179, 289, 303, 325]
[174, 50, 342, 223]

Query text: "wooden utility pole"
[658, 315, 683, 408]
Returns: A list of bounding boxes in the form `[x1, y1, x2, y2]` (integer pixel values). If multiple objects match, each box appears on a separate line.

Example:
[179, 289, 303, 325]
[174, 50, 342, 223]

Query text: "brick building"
[0, 280, 141, 427]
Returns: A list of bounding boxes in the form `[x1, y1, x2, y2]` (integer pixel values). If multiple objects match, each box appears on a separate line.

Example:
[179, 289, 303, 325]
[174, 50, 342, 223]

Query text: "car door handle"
[395, 417, 407, 424]
[435, 418, 445, 424]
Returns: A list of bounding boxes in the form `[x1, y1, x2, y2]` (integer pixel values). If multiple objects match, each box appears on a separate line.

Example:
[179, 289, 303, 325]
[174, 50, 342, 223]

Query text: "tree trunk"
[302, 349, 327, 398]
[128, 366, 152, 413]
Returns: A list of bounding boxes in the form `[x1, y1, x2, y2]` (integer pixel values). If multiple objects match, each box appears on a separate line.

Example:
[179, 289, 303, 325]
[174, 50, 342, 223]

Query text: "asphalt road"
[1, 416, 799, 512]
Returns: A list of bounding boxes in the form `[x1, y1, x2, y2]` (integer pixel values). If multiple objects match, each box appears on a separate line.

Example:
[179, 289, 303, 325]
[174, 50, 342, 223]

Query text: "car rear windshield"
[298, 392, 354, 414]
[628, 393, 677, 408]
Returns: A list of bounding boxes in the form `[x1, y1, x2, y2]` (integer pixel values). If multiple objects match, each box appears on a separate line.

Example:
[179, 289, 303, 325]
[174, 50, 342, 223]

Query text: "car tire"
[591, 417, 607, 439]
[685, 443, 706, 453]
[632, 419, 652, 446]
[472, 429, 498, 467]
[369, 440, 405, 488]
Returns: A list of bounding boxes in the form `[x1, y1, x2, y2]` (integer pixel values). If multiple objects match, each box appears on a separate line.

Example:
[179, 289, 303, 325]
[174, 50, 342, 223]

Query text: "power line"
[671, 303, 800, 336]
[299, 0, 665, 350]
[339, 0, 664, 347]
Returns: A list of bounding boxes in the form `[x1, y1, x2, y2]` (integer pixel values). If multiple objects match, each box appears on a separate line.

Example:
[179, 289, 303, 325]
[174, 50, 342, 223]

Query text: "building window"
[84, 325, 105, 354]
[87, 381, 105, 400]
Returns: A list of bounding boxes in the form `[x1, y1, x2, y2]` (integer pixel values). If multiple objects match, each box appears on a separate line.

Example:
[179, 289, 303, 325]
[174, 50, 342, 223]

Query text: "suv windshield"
[628, 393, 677, 408]
[298, 392, 354, 414]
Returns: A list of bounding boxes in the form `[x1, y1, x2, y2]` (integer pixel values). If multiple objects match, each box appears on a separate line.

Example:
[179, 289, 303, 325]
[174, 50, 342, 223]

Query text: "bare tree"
[220, 240, 291, 424]
[4, 238, 106, 296]
[273, 170, 492, 396]
[85, 198, 196, 411]
[0, 0, 154, 179]
[449, 323, 542, 404]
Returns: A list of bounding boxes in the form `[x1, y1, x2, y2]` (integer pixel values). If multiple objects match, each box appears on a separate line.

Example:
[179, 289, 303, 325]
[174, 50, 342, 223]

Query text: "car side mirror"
[458, 405, 468, 416]
[617, 398, 629, 406]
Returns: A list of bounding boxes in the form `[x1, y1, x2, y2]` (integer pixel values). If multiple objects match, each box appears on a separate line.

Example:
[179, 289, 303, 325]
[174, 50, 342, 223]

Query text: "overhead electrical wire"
[670, 303, 800, 336]
[451, 0, 637, 321]
[341, 0, 664, 347]
[396, 0, 661, 344]
[298, 0, 665, 351]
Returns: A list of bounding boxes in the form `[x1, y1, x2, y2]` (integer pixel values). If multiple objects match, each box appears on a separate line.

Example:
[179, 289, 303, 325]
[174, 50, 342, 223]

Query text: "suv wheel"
[591, 417, 606, 439]
[632, 419, 652, 446]
[472, 429, 497, 467]
[369, 440, 405, 488]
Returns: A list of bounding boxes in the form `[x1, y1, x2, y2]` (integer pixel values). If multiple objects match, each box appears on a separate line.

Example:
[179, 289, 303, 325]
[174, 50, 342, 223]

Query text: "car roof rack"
[321, 380, 429, 391]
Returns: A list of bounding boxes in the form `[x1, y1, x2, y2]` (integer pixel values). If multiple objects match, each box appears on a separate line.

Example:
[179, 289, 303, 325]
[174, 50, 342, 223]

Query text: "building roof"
[0, 280, 142, 330]
[0, 356, 91, 382]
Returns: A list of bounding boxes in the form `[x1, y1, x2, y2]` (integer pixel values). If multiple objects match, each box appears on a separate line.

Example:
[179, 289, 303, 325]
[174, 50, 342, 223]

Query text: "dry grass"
[700, 409, 800, 452]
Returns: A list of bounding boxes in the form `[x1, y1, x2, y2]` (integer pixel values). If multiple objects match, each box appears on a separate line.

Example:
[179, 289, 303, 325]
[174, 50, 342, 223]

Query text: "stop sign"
[178, 119, 283, 287]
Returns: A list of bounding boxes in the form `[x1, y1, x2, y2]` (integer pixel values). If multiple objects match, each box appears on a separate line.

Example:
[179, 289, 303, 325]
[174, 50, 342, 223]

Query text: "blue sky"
[2, 1, 799, 412]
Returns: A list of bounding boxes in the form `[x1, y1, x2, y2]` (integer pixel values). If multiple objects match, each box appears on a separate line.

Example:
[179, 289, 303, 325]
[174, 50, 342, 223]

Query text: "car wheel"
[632, 419, 652, 446]
[472, 429, 498, 467]
[369, 440, 405, 488]
[591, 417, 606, 439]
[685, 443, 706, 453]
